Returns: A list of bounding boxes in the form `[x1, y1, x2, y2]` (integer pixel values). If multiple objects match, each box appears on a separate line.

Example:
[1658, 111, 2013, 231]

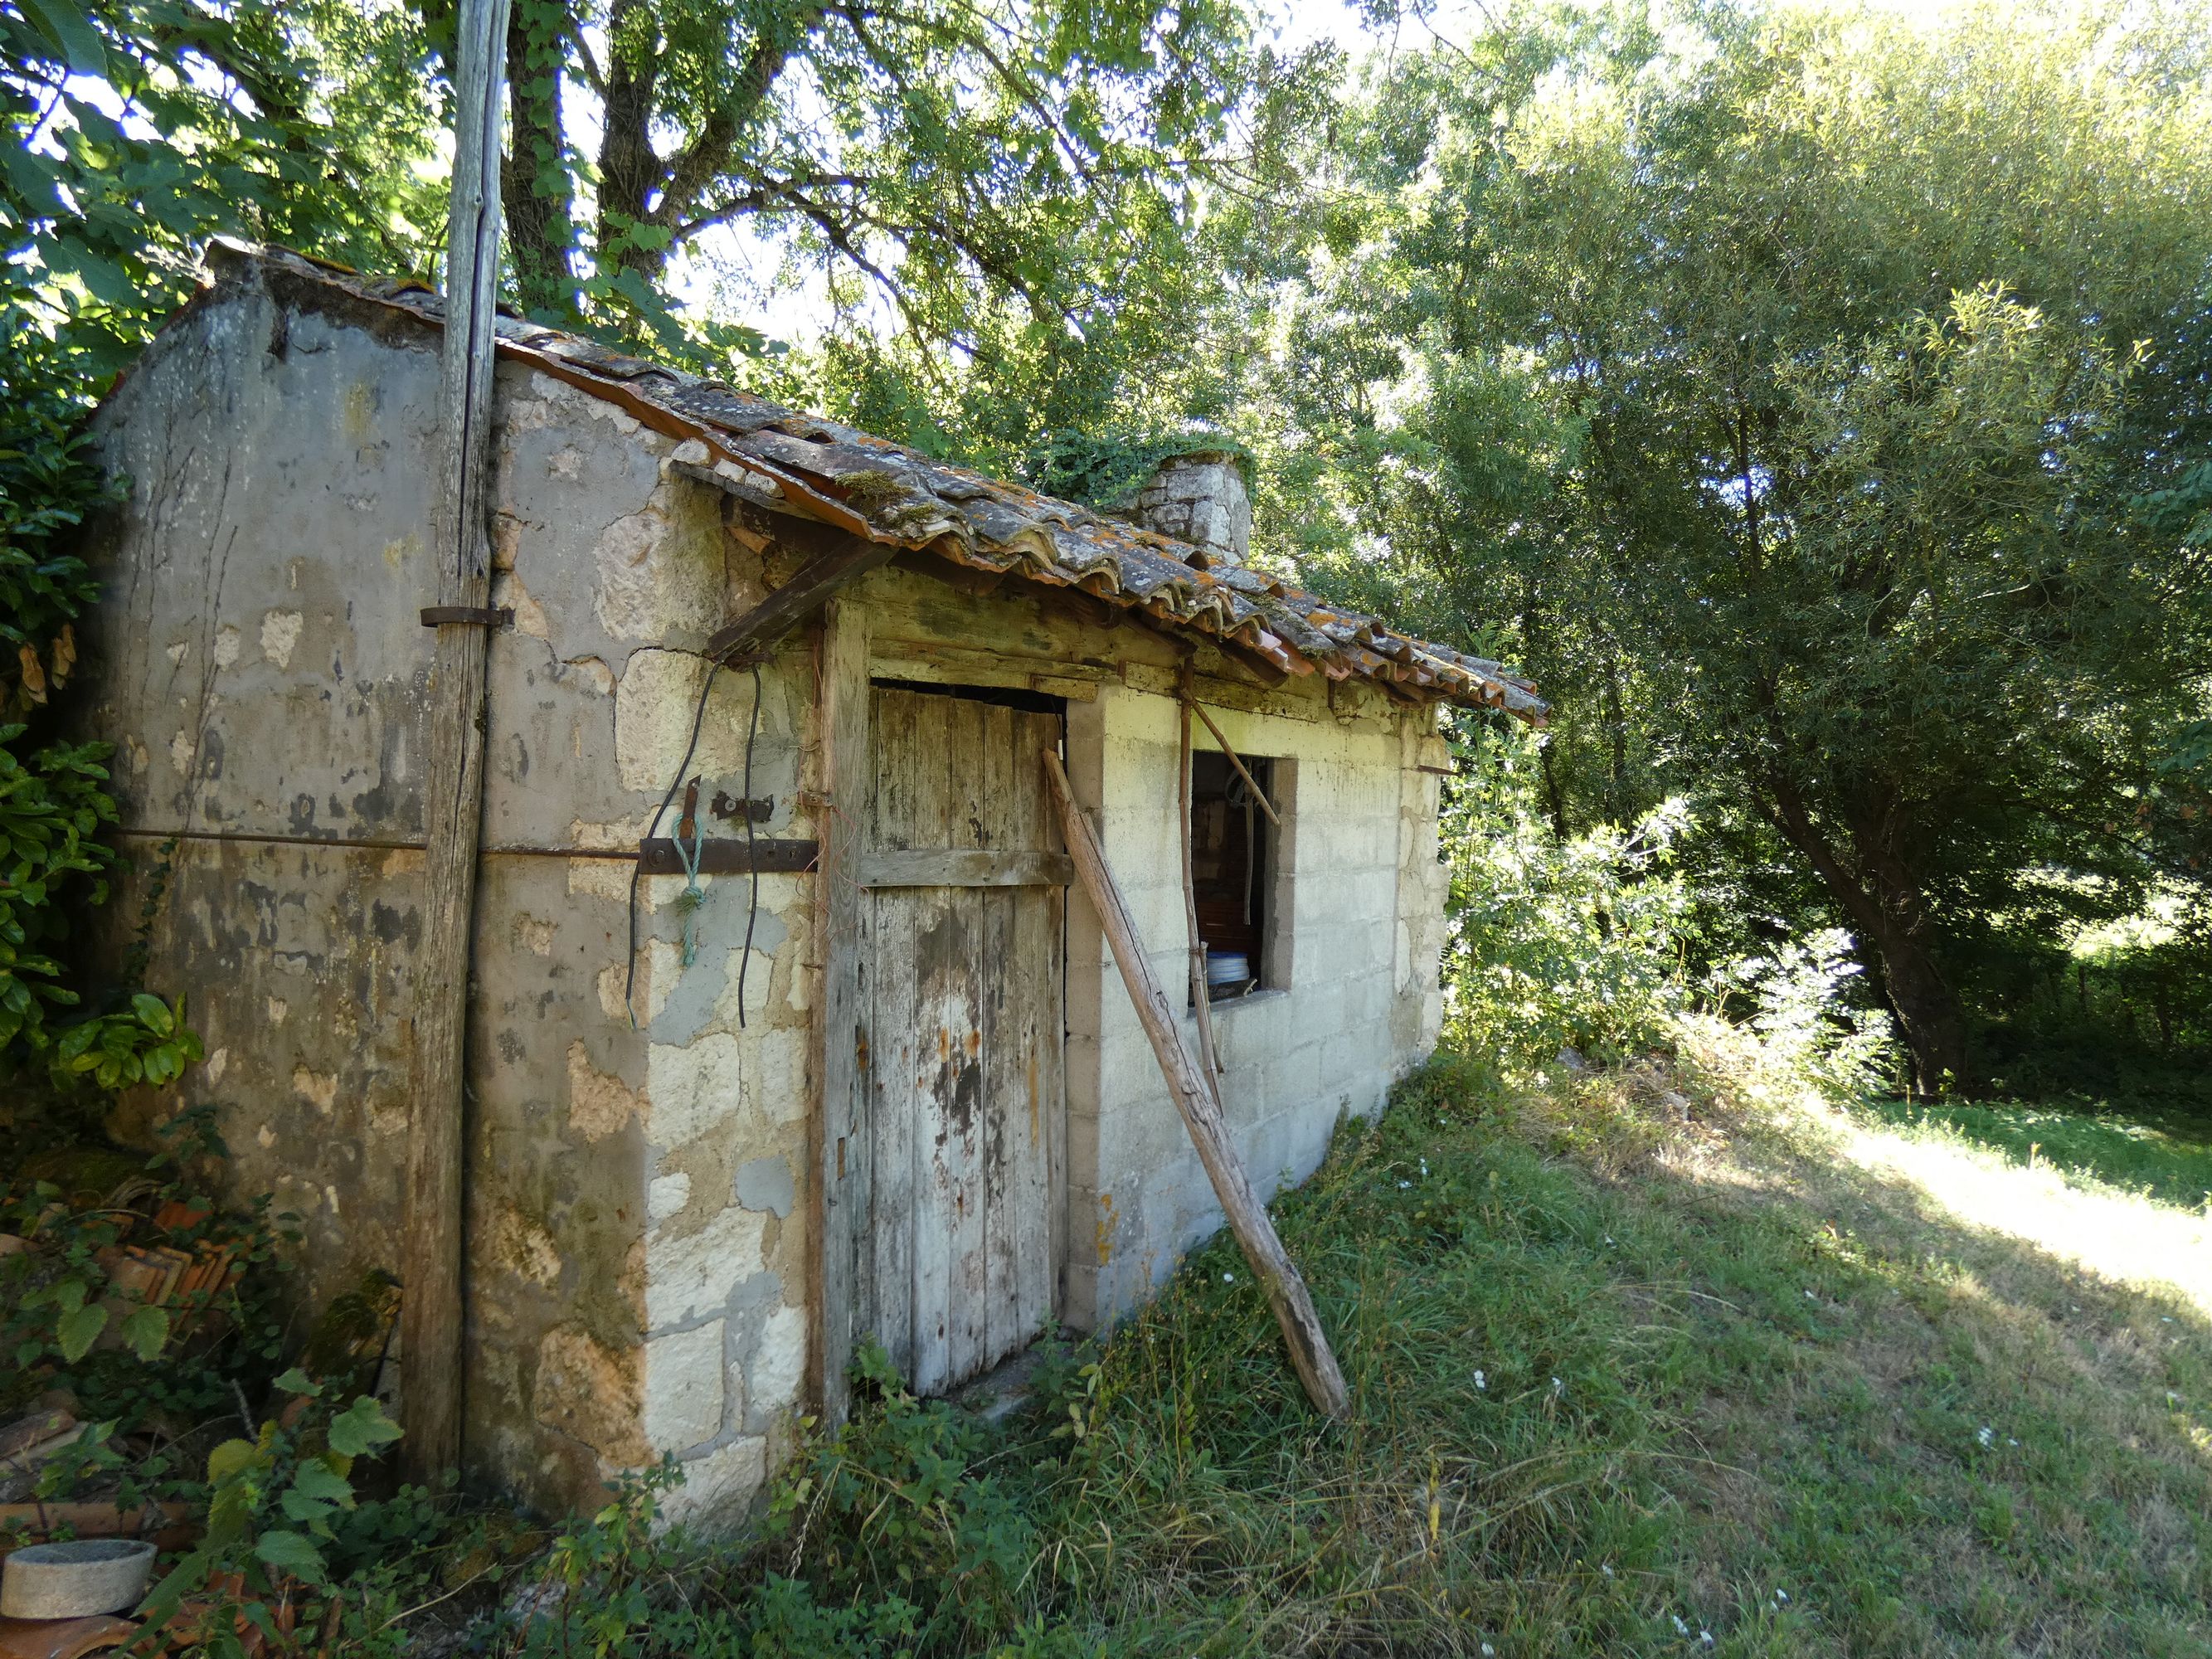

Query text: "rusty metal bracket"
[420, 605, 514, 628]
[711, 791, 773, 824]
[637, 837, 819, 875]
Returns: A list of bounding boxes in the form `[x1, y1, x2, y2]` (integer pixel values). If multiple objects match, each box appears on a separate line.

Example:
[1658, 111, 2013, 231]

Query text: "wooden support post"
[809, 601, 871, 1428]
[1178, 696, 1223, 1080]
[401, 0, 509, 1486]
[1042, 750, 1349, 1418]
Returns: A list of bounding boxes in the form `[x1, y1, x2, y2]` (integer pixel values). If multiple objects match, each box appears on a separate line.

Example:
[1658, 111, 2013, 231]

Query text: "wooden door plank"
[872, 890, 918, 1381]
[905, 690, 964, 1394]
[857, 849, 1074, 888]
[1018, 708, 1069, 1330]
[941, 695, 992, 1386]
[868, 685, 924, 1384]
[977, 702, 1019, 1370]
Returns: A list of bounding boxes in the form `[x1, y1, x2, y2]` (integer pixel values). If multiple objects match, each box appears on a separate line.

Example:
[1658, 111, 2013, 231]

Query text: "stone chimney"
[1129, 450, 1251, 566]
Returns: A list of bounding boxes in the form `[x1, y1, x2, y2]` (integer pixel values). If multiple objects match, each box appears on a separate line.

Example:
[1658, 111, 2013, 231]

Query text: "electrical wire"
[735, 663, 763, 1030]
[625, 659, 722, 1029]
[622, 657, 769, 1033]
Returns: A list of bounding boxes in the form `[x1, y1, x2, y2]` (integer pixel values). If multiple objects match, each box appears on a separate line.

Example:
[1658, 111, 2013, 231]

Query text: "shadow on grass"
[1060, 1064, 2212, 1657]
[1498, 1073, 2212, 1659]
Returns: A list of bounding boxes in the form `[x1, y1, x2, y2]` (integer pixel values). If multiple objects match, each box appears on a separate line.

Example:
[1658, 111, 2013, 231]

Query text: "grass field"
[497, 1039, 2212, 1657]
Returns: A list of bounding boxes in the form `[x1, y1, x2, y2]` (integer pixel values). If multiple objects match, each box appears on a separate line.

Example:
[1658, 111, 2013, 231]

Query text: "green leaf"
[56, 1300, 107, 1361]
[290, 1456, 355, 1507]
[129, 991, 173, 1036]
[207, 1437, 263, 1484]
[272, 1366, 321, 1398]
[253, 1529, 328, 1585]
[279, 1487, 336, 1525]
[118, 1304, 168, 1361]
[136, 1548, 214, 1623]
[325, 1394, 403, 1457]
[20, 0, 106, 76]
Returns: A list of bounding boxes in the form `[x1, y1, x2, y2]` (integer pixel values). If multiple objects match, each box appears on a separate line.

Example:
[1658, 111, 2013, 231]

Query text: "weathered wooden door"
[859, 684, 1067, 1395]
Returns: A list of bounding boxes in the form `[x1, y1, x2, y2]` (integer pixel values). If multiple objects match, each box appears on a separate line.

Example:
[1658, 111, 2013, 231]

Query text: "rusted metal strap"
[420, 605, 513, 628]
[637, 837, 819, 875]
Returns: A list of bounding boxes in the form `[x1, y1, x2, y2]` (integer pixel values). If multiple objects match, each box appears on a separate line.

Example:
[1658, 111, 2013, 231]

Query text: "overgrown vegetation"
[241, 1035, 2203, 1657]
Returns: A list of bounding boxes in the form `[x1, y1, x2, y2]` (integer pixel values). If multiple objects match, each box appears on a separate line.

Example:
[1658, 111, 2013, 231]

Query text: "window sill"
[1198, 987, 1289, 1016]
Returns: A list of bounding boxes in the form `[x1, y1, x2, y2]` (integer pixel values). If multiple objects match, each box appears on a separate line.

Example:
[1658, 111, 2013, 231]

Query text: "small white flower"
[1604, 1235, 1616, 1245]
[1480, 1646, 1495, 1657]
[1775, 1589, 1788, 1604]
[1474, 1370, 1486, 1390]
[2006, 1438, 2019, 1447]
[1976, 1425, 1995, 1447]
[1420, 1157, 1429, 1176]
[1601, 1563, 1615, 1579]
[1551, 1376, 1565, 1397]
[1672, 1614, 1689, 1636]
[1398, 1180, 1412, 1190]
[1223, 1272, 1235, 1283]
[1700, 1632, 1714, 1647]
[2169, 1390, 2182, 1405]
[1803, 1289, 1817, 1301]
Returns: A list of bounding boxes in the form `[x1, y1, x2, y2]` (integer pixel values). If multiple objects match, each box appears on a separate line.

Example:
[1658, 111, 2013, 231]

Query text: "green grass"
[1869, 1093, 2212, 1212]
[471, 1053, 2212, 1657]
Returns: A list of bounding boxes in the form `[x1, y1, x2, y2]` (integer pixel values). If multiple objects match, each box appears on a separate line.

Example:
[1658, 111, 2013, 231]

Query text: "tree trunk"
[1853, 905, 1969, 1094]
[502, 0, 575, 318]
[1762, 776, 1971, 1094]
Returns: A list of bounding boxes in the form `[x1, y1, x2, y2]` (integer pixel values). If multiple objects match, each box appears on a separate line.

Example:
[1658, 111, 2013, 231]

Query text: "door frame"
[809, 607, 1072, 1423]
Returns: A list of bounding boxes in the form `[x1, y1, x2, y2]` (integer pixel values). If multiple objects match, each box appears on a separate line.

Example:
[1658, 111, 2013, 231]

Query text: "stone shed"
[80, 245, 1547, 1520]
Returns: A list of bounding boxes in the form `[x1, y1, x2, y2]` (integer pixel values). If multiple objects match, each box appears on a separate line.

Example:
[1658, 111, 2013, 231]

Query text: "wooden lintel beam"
[706, 531, 897, 665]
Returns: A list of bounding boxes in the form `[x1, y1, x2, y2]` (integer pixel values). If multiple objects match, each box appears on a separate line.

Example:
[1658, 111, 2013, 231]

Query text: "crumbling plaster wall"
[83, 275, 816, 1520]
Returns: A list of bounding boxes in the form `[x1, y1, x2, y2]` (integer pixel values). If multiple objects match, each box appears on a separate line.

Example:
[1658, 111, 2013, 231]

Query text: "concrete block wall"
[1062, 684, 1442, 1328]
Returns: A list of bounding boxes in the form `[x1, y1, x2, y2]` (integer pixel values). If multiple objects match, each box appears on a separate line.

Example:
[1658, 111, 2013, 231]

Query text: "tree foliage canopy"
[1243, 0, 2212, 1087]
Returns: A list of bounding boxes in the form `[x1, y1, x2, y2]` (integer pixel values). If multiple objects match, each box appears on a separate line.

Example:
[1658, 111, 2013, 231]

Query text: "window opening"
[1189, 751, 1273, 1001]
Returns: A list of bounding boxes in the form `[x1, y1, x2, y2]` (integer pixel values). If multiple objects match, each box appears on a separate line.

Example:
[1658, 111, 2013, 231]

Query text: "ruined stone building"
[83, 246, 1546, 1520]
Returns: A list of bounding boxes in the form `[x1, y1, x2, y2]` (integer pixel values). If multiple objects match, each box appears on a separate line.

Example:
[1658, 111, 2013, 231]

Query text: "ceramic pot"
[0, 1540, 157, 1620]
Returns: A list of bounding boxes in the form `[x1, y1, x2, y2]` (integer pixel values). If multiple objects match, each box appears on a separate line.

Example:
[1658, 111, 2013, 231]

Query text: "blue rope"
[673, 805, 707, 967]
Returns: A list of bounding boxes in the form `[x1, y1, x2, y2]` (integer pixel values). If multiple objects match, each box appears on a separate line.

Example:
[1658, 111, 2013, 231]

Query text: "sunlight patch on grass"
[1815, 1100, 2212, 1318]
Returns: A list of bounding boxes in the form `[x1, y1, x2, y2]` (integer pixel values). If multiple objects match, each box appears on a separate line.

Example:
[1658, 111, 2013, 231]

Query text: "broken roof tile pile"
[214, 244, 1545, 722]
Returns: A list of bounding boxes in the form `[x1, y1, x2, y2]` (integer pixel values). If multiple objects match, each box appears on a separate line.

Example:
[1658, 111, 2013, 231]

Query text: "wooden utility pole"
[1043, 751, 1349, 1418]
[401, 0, 510, 1484]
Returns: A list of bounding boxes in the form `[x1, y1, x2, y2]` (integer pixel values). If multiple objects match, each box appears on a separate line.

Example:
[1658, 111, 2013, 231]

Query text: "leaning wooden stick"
[1043, 748, 1349, 1418]
[1183, 698, 1281, 827]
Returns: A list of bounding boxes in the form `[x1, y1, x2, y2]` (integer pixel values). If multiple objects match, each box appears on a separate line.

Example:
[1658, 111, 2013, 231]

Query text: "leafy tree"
[459, 0, 1266, 374]
[2, 1, 441, 376]
[1252, 0, 2212, 1089]
[0, 2, 439, 1092]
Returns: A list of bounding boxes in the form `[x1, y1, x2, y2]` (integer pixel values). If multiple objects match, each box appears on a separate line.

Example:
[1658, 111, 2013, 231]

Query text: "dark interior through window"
[1189, 752, 1272, 1002]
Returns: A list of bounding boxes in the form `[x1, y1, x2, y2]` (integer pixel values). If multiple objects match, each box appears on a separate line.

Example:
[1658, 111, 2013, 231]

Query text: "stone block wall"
[1126, 452, 1252, 565]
